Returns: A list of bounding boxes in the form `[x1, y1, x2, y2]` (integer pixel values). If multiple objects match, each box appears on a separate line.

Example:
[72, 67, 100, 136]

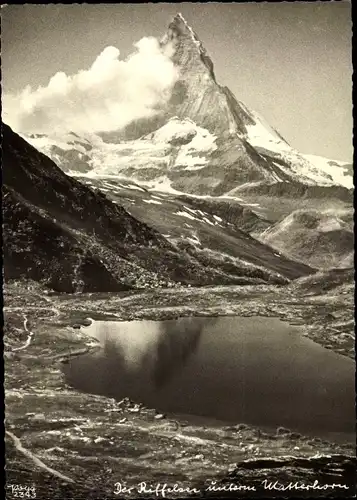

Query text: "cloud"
[3, 37, 178, 135]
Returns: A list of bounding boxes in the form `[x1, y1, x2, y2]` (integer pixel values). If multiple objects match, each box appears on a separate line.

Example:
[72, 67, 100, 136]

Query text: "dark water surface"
[63, 316, 355, 443]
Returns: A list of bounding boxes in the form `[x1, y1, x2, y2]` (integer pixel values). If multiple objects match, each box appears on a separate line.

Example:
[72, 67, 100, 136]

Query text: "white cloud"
[3, 37, 178, 135]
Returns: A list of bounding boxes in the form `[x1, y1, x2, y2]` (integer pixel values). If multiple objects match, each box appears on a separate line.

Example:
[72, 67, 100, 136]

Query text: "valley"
[3, 8, 354, 499]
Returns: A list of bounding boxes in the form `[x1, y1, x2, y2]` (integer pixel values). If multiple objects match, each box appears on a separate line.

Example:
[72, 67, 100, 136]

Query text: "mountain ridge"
[3, 123, 315, 292]
[20, 13, 353, 193]
[5, 14, 353, 275]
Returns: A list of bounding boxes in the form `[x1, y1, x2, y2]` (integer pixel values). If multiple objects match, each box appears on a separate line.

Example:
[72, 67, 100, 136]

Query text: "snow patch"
[245, 116, 289, 154]
[123, 184, 146, 192]
[303, 154, 353, 189]
[244, 110, 352, 188]
[102, 181, 119, 189]
[150, 118, 217, 168]
[317, 218, 344, 232]
[240, 202, 260, 207]
[175, 211, 198, 221]
[146, 176, 183, 195]
[150, 117, 197, 143]
[184, 206, 197, 213]
[182, 163, 207, 170]
[143, 199, 162, 205]
[187, 235, 202, 246]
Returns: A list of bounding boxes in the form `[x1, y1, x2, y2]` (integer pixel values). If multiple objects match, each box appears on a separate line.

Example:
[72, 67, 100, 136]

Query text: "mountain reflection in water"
[66, 317, 207, 400]
[101, 317, 205, 391]
[63, 316, 355, 443]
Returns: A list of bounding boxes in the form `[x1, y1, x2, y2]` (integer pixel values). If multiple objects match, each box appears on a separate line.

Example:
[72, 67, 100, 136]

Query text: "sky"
[2, 2, 353, 161]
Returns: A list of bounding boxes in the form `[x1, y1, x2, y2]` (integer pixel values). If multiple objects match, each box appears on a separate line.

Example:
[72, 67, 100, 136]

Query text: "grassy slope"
[75, 175, 314, 283]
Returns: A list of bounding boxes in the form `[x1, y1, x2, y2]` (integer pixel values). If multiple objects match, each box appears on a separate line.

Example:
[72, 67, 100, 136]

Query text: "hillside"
[72, 174, 314, 283]
[3, 124, 314, 292]
[257, 210, 354, 269]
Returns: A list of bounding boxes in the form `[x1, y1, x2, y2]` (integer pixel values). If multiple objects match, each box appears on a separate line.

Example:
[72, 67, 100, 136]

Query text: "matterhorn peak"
[164, 12, 216, 87]
[173, 12, 187, 23]
[171, 13, 193, 28]
[169, 12, 204, 52]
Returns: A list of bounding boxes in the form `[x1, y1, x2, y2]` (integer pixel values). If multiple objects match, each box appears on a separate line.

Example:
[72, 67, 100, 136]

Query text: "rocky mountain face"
[23, 14, 353, 196]
[9, 14, 353, 274]
[26, 132, 95, 174]
[3, 124, 315, 292]
[161, 13, 253, 137]
[2, 125, 185, 292]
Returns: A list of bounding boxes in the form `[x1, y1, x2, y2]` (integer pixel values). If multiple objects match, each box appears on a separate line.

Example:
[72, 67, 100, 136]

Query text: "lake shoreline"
[4, 281, 355, 498]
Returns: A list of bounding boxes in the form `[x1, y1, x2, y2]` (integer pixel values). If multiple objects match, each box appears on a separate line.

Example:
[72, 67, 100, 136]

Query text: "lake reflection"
[63, 316, 355, 442]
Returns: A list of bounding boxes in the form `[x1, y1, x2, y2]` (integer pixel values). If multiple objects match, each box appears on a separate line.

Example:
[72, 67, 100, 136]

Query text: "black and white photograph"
[2, 2, 355, 498]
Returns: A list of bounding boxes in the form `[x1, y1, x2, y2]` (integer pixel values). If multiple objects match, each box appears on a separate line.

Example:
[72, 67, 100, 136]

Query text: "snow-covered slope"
[302, 154, 353, 189]
[148, 117, 218, 169]
[24, 131, 97, 173]
[24, 118, 218, 178]
[240, 105, 353, 188]
[24, 113, 353, 196]
[21, 13, 353, 195]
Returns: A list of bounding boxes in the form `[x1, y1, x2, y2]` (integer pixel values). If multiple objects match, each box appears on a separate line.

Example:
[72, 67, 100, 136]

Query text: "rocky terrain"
[5, 124, 317, 294]
[3, 11, 355, 500]
[72, 174, 316, 281]
[256, 209, 354, 269]
[4, 273, 355, 499]
[20, 12, 353, 274]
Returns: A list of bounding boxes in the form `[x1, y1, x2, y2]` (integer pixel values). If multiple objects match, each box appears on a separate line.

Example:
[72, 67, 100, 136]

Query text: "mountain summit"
[161, 13, 255, 137]
[165, 13, 217, 83]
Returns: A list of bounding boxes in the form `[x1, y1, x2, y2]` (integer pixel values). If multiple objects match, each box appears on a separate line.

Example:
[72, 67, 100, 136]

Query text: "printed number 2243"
[8, 485, 36, 498]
